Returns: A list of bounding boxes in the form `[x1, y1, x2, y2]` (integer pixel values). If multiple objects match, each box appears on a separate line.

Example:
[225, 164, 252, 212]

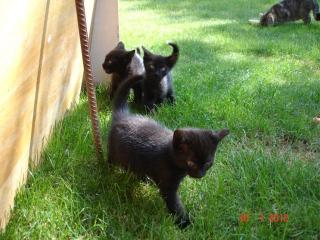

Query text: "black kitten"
[108, 75, 229, 229]
[102, 42, 145, 102]
[260, 0, 320, 26]
[142, 43, 179, 111]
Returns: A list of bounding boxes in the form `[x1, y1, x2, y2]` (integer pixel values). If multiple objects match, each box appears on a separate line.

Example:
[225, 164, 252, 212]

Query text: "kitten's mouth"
[147, 72, 163, 79]
[186, 161, 205, 178]
[104, 68, 112, 74]
[187, 170, 205, 179]
[102, 64, 112, 74]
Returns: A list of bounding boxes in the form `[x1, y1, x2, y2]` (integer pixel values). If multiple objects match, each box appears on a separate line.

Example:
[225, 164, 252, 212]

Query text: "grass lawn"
[1, 0, 320, 239]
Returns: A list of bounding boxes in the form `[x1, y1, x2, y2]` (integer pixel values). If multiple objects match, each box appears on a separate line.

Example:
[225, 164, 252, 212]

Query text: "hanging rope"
[75, 0, 104, 161]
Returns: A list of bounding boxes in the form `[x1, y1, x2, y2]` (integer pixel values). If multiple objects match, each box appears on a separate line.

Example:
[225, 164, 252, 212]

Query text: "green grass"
[2, 0, 320, 239]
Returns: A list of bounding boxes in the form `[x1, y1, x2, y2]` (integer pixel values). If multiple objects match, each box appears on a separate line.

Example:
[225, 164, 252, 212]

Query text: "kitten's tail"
[166, 42, 179, 68]
[136, 47, 141, 55]
[313, 0, 320, 21]
[112, 74, 144, 118]
[167, 42, 179, 58]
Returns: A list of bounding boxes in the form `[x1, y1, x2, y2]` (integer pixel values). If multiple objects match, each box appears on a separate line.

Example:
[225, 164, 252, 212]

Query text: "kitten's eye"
[161, 67, 166, 72]
[149, 64, 155, 70]
[108, 60, 112, 65]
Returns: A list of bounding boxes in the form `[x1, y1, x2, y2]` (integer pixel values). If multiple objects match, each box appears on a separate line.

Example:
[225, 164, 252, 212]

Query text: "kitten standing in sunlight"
[142, 42, 179, 111]
[108, 74, 229, 229]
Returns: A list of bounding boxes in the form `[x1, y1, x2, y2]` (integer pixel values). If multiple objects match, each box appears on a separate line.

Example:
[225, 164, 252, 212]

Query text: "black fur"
[108, 75, 229, 229]
[102, 42, 144, 102]
[142, 43, 179, 111]
[260, 0, 320, 26]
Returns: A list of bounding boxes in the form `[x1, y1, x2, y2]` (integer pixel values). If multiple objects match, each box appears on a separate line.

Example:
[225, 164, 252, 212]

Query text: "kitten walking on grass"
[108, 74, 229, 228]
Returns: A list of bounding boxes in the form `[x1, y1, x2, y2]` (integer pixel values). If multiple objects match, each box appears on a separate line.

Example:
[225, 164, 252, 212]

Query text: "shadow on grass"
[121, 0, 270, 23]
[161, 36, 320, 150]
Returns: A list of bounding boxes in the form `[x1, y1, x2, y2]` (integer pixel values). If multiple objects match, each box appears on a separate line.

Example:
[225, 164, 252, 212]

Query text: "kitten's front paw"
[138, 175, 152, 184]
[167, 95, 175, 105]
[176, 215, 191, 229]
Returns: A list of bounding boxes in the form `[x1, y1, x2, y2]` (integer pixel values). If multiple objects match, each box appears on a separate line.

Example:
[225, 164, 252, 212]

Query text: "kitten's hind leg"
[166, 75, 175, 105]
[313, 0, 320, 20]
[132, 83, 143, 103]
[109, 88, 114, 100]
[107, 152, 114, 166]
[109, 83, 117, 100]
[303, 14, 311, 24]
[166, 92, 175, 105]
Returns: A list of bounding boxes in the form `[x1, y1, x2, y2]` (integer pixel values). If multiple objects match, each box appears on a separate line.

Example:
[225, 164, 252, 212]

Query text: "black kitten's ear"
[142, 46, 153, 59]
[166, 42, 179, 68]
[211, 129, 229, 142]
[126, 50, 135, 60]
[136, 47, 141, 55]
[116, 41, 125, 49]
[173, 129, 189, 150]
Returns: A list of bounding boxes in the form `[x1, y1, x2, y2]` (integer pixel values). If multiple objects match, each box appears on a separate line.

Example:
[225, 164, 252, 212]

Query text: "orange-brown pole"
[75, 0, 104, 161]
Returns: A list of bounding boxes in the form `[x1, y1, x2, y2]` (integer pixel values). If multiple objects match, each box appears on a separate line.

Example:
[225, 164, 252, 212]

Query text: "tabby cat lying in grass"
[108, 75, 229, 229]
[260, 0, 320, 26]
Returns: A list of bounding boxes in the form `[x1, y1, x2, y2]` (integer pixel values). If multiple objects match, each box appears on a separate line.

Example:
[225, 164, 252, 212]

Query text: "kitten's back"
[109, 74, 172, 173]
[109, 113, 172, 177]
[111, 115, 172, 154]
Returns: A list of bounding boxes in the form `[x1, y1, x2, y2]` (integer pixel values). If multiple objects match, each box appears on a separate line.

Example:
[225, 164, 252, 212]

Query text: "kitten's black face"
[144, 57, 170, 80]
[142, 43, 178, 81]
[102, 42, 135, 74]
[173, 128, 229, 178]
